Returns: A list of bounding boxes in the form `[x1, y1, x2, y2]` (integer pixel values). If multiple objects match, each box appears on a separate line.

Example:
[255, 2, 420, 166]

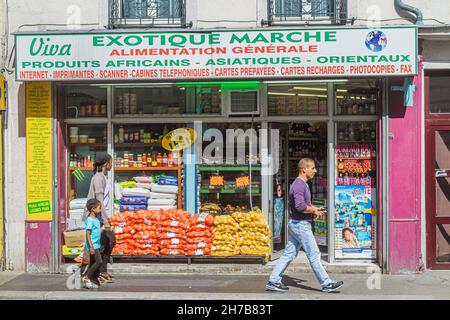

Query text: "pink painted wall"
[25, 221, 52, 272]
[388, 59, 423, 273]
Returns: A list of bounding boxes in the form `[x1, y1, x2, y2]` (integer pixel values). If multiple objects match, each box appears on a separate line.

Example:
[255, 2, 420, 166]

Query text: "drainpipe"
[394, 0, 424, 26]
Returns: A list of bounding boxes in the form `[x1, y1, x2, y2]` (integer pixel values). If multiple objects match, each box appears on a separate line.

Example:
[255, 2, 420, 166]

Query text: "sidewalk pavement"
[0, 270, 449, 300]
[63, 251, 380, 275]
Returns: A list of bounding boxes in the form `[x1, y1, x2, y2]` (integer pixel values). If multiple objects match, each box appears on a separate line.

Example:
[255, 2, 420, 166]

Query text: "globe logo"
[365, 30, 387, 52]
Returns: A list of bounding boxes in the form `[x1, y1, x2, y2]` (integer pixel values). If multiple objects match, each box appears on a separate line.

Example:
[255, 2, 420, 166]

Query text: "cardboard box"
[63, 230, 85, 247]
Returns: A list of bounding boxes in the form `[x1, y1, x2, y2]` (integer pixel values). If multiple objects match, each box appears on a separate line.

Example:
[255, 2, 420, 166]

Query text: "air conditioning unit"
[228, 91, 260, 116]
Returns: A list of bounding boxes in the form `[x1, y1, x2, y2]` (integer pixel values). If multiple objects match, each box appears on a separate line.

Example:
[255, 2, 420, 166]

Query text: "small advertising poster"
[312, 198, 328, 246]
[273, 184, 285, 244]
[335, 186, 376, 259]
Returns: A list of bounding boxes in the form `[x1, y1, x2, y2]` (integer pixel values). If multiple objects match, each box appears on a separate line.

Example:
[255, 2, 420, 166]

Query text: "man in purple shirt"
[267, 158, 344, 293]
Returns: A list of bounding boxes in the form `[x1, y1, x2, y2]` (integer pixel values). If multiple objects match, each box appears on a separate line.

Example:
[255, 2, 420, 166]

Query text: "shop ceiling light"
[113, 83, 174, 87]
[268, 92, 327, 98]
[265, 80, 349, 84]
[268, 92, 296, 96]
[176, 81, 260, 90]
[291, 86, 327, 92]
[291, 87, 348, 93]
[297, 93, 327, 98]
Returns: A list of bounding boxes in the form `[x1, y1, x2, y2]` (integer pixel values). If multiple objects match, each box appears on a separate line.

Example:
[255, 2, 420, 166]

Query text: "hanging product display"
[273, 184, 284, 244]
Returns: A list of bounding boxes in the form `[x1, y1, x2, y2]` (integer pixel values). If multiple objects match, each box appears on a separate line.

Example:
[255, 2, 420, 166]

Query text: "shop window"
[268, 83, 328, 116]
[335, 121, 377, 260]
[335, 80, 378, 116]
[430, 76, 450, 114]
[109, 0, 187, 28]
[112, 124, 186, 214]
[230, 91, 259, 115]
[287, 122, 328, 248]
[270, 0, 346, 24]
[193, 86, 222, 114]
[113, 84, 221, 116]
[66, 124, 107, 230]
[435, 130, 450, 218]
[62, 85, 108, 119]
[198, 123, 262, 216]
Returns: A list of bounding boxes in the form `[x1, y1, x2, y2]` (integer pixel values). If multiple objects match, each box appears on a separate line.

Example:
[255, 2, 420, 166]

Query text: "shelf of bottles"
[335, 122, 377, 188]
[113, 125, 180, 169]
[113, 85, 222, 116]
[62, 85, 108, 119]
[267, 84, 328, 116]
[67, 125, 107, 201]
[113, 124, 184, 212]
[287, 123, 328, 199]
[335, 94, 377, 116]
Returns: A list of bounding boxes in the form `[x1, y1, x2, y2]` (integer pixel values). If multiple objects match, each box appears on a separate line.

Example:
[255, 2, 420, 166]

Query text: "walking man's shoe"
[266, 282, 289, 292]
[322, 281, 344, 293]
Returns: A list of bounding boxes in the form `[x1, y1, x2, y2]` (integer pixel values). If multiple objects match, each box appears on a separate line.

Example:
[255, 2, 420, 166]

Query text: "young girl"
[83, 199, 103, 289]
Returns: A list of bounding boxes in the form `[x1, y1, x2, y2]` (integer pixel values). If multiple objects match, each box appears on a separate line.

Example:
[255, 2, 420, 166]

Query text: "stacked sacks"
[232, 209, 271, 259]
[120, 196, 148, 212]
[148, 175, 178, 211]
[110, 212, 136, 255]
[120, 188, 151, 212]
[212, 215, 240, 256]
[67, 198, 87, 230]
[131, 211, 161, 256]
[159, 209, 191, 256]
[110, 211, 160, 256]
[133, 176, 153, 191]
[186, 213, 214, 256]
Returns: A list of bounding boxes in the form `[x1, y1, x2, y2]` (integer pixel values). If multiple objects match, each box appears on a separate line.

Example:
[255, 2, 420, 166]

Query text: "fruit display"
[212, 215, 240, 256]
[232, 209, 271, 259]
[200, 202, 222, 215]
[109, 208, 270, 258]
[222, 204, 250, 215]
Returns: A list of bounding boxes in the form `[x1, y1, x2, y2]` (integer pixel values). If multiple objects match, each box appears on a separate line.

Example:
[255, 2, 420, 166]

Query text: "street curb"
[0, 290, 436, 300]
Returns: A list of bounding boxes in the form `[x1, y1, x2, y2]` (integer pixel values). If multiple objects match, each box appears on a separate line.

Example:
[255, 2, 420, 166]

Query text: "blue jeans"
[269, 219, 332, 287]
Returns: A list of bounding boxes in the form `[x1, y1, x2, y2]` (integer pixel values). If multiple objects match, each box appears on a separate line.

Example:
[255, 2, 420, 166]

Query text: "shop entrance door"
[426, 126, 450, 269]
[269, 122, 329, 260]
[269, 123, 288, 259]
